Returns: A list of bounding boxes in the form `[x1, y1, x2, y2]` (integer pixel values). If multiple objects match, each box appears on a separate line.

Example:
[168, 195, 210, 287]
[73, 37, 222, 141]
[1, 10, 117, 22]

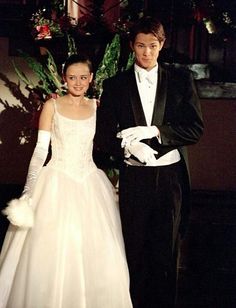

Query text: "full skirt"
[0, 166, 132, 308]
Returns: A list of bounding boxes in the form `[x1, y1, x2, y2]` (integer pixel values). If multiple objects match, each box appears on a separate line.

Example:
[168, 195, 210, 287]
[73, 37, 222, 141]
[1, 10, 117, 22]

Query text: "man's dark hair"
[129, 16, 166, 44]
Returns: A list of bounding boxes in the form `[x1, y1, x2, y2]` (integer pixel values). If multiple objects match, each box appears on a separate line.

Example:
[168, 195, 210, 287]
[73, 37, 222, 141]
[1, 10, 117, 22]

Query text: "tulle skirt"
[0, 166, 132, 308]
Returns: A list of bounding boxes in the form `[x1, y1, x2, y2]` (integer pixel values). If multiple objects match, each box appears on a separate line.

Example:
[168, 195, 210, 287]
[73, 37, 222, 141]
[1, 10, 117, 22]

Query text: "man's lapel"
[127, 68, 147, 126]
[126, 65, 168, 127]
[151, 65, 168, 126]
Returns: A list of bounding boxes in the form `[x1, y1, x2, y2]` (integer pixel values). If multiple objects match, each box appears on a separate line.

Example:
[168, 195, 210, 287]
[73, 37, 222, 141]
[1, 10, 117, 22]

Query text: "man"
[95, 16, 204, 308]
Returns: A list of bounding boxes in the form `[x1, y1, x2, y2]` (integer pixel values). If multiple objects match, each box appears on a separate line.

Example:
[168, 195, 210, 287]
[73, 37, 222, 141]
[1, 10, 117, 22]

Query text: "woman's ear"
[89, 73, 94, 83]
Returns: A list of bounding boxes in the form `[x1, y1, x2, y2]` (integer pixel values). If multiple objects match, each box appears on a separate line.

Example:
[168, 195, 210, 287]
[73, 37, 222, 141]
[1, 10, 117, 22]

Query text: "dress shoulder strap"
[50, 98, 59, 116]
[85, 97, 97, 111]
[52, 98, 57, 110]
[92, 98, 98, 110]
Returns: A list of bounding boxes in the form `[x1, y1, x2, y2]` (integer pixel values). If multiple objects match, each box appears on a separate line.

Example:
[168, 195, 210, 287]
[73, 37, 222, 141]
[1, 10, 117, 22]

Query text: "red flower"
[36, 24, 52, 39]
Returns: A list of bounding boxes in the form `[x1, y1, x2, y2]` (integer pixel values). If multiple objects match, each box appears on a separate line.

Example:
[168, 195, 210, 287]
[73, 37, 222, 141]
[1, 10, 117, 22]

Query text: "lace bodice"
[47, 100, 97, 180]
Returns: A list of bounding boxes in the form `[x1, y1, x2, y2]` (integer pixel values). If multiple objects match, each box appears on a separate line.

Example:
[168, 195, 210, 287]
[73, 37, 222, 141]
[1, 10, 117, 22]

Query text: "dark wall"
[188, 98, 236, 191]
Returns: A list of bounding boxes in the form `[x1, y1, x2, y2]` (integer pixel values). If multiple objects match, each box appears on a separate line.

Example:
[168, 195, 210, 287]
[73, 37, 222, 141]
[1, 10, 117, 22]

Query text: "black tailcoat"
[95, 63, 204, 307]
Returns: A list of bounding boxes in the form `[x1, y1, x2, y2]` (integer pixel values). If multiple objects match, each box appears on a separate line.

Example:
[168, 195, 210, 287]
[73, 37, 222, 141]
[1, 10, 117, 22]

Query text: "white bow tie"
[137, 70, 157, 85]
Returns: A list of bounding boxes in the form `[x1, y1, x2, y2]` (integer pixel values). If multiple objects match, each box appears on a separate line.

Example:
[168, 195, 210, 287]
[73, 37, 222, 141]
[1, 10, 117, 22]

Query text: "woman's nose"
[75, 77, 81, 85]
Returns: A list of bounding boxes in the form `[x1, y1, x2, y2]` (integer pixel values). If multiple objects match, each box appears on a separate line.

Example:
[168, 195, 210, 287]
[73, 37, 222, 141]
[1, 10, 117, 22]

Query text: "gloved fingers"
[135, 153, 146, 163]
[146, 153, 157, 164]
[117, 129, 138, 148]
[144, 149, 157, 163]
[124, 142, 158, 164]
[136, 147, 157, 163]
[121, 135, 140, 148]
[117, 127, 138, 139]
[124, 147, 131, 158]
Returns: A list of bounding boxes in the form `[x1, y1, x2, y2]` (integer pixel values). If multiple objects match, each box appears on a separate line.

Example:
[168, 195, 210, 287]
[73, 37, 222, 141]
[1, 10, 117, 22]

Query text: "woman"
[0, 54, 132, 308]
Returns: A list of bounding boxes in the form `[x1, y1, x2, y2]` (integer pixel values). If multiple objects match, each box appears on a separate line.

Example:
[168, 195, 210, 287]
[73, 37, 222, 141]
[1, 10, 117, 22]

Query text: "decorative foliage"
[12, 33, 134, 103]
[31, 8, 61, 40]
[29, 0, 140, 40]
[94, 34, 121, 97]
[13, 50, 65, 98]
[30, 2, 76, 40]
[0, 73, 44, 144]
[94, 34, 134, 97]
[125, 51, 135, 70]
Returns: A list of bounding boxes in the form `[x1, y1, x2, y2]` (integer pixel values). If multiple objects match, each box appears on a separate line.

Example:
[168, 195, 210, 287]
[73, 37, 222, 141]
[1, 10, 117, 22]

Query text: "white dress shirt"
[135, 64, 158, 126]
[133, 64, 180, 166]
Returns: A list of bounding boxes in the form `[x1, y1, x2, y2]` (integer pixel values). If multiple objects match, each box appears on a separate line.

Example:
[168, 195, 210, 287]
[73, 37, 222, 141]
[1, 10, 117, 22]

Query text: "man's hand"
[117, 126, 159, 148]
[124, 142, 158, 165]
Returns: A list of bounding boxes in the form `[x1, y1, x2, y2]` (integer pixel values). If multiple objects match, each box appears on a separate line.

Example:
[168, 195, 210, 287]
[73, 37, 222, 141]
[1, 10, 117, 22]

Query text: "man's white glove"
[22, 130, 51, 198]
[124, 141, 158, 165]
[117, 126, 159, 148]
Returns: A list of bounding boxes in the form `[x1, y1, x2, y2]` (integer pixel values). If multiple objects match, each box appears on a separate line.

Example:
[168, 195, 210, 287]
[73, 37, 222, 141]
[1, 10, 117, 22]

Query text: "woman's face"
[64, 63, 93, 96]
[131, 33, 165, 71]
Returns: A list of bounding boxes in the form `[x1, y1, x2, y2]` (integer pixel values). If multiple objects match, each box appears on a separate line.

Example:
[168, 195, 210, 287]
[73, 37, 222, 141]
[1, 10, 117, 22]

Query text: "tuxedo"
[95, 63, 204, 307]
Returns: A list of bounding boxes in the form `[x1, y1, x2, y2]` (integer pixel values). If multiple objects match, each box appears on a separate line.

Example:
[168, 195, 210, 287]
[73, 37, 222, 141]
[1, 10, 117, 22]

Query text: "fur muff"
[2, 197, 34, 228]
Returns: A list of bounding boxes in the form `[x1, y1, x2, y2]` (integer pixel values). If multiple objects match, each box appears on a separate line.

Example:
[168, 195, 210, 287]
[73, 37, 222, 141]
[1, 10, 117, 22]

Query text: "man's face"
[131, 33, 165, 71]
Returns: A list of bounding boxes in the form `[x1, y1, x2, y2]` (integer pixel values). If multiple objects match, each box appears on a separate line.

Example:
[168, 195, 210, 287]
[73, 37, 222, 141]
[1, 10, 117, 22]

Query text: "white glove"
[124, 142, 158, 165]
[2, 130, 50, 228]
[117, 126, 159, 148]
[22, 130, 51, 198]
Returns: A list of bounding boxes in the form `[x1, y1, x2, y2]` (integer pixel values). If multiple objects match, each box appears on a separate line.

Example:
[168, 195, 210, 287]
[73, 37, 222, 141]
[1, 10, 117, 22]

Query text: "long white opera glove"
[124, 141, 158, 165]
[22, 130, 51, 198]
[2, 130, 50, 228]
[117, 125, 159, 148]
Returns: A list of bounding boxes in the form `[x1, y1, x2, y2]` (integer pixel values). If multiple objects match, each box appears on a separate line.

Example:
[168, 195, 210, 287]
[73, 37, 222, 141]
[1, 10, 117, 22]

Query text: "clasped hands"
[117, 126, 159, 165]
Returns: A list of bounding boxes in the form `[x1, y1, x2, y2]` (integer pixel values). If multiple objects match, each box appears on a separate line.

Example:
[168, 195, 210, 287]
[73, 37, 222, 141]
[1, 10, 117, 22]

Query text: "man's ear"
[159, 39, 165, 51]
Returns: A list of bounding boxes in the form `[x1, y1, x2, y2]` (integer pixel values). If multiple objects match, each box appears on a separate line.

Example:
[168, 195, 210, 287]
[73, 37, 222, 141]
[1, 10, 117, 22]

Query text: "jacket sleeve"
[152, 69, 204, 150]
[94, 78, 124, 168]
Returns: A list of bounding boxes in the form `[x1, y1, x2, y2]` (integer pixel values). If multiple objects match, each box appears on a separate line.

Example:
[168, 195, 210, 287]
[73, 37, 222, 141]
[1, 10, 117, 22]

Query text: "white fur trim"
[2, 197, 34, 228]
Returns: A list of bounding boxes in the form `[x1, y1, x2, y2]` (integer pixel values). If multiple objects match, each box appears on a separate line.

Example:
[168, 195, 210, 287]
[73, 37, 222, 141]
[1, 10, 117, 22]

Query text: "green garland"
[13, 33, 134, 100]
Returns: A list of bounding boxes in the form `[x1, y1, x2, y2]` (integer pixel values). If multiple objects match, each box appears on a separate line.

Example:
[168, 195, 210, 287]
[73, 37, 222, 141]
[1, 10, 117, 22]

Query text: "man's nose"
[143, 47, 151, 55]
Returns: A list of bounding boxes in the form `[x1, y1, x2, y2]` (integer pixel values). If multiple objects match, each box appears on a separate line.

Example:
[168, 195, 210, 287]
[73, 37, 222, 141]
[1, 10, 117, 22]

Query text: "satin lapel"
[127, 68, 147, 126]
[151, 65, 168, 126]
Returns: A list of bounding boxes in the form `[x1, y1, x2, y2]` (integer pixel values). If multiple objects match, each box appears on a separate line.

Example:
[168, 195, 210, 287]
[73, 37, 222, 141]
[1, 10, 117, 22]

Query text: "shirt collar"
[134, 63, 158, 74]
[134, 63, 158, 83]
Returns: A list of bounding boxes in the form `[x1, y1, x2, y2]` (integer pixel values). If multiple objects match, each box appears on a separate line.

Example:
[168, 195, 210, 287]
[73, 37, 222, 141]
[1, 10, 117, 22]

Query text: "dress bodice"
[47, 100, 97, 180]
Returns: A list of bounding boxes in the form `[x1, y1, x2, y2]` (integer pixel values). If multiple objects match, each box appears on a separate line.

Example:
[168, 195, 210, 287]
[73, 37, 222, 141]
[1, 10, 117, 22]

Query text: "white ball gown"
[0, 100, 132, 308]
